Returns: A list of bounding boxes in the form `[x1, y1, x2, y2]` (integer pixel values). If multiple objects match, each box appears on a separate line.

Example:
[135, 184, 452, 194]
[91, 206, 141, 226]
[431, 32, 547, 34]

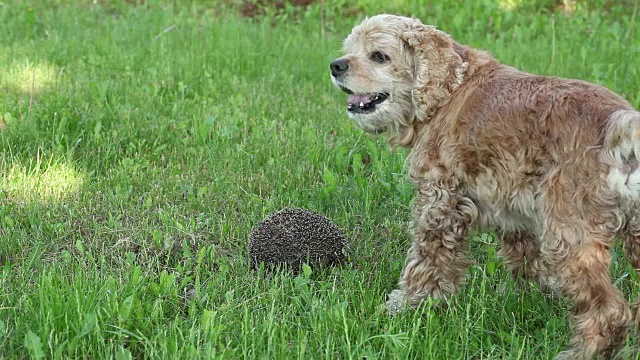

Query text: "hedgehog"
[248, 208, 348, 273]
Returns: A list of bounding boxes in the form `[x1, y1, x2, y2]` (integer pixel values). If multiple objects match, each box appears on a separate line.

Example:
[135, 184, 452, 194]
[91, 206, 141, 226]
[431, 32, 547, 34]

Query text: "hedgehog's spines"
[248, 208, 347, 273]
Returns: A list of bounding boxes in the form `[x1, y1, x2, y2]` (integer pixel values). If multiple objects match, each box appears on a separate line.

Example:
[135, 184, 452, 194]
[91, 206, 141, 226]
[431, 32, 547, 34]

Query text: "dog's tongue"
[348, 94, 374, 106]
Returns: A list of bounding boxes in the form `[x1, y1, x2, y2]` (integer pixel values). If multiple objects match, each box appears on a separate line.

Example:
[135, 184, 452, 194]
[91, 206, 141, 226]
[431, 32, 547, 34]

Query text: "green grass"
[1, 0, 639, 358]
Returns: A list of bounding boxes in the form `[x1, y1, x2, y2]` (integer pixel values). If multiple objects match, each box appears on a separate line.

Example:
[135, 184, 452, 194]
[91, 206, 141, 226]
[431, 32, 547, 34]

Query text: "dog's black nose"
[330, 58, 349, 77]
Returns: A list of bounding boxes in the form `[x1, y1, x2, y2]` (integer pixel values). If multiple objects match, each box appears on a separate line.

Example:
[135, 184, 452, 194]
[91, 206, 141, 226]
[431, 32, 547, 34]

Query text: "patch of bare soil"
[239, 0, 317, 18]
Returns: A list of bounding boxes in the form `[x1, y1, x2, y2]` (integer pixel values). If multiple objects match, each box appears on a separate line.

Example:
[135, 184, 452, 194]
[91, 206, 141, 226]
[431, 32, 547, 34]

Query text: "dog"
[330, 14, 640, 359]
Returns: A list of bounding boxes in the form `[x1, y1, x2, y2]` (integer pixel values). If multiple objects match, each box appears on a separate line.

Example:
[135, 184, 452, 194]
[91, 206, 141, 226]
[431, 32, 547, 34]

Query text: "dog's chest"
[465, 169, 543, 234]
[449, 147, 546, 234]
[410, 120, 549, 234]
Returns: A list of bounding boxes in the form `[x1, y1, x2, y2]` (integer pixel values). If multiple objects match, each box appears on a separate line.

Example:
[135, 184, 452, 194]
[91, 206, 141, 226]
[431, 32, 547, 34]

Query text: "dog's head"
[330, 14, 468, 140]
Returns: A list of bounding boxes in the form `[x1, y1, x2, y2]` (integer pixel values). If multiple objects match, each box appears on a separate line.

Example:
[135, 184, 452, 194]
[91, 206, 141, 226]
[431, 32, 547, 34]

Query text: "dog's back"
[412, 63, 640, 233]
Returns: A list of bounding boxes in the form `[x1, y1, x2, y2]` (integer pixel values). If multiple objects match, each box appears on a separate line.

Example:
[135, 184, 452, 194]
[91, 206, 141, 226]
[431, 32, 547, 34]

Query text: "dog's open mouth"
[347, 93, 389, 114]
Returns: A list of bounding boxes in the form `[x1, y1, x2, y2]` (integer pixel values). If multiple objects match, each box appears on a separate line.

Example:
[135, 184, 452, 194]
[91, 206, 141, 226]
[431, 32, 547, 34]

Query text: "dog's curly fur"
[330, 14, 640, 359]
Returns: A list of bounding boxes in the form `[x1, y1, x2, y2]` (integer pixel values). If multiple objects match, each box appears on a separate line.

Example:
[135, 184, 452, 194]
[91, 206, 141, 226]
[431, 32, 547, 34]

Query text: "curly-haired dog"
[330, 14, 640, 359]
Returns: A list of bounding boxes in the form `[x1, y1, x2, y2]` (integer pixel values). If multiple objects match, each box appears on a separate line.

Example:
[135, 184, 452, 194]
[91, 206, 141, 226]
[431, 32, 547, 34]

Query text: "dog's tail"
[602, 109, 640, 202]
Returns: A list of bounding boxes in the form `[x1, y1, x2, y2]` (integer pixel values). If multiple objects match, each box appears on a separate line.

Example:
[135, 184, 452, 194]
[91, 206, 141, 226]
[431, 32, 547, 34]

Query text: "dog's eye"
[370, 51, 389, 63]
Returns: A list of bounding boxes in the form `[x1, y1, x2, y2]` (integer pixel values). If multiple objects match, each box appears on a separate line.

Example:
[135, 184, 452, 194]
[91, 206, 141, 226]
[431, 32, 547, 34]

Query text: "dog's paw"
[386, 289, 408, 316]
[554, 350, 576, 360]
[612, 346, 640, 359]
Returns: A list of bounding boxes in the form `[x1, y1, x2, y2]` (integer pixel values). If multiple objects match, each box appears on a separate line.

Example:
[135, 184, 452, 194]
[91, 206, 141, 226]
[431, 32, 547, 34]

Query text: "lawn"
[1, 0, 639, 358]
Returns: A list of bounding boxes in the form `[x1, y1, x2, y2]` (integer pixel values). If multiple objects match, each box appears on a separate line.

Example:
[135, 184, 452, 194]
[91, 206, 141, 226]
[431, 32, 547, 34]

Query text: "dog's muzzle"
[330, 57, 390, 116]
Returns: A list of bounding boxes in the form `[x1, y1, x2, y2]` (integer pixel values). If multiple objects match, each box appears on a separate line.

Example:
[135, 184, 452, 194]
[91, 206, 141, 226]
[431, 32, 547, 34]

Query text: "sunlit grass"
[0, 60, 60, 94]
[0, 159, 84, 205]
[498, 0, 524, 10]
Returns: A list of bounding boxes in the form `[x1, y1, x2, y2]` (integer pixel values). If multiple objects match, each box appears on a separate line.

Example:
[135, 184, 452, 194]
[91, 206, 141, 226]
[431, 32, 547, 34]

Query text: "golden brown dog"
[330, 14, 640, 359]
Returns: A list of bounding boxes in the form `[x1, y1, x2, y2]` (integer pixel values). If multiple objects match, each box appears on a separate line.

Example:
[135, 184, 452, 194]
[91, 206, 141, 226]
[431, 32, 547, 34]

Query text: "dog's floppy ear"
[401, 20, 467, 121]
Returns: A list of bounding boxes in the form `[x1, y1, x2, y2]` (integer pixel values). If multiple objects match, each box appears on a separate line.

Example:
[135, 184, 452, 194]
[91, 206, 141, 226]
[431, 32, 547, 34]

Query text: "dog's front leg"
[387, 173, 478, 314]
